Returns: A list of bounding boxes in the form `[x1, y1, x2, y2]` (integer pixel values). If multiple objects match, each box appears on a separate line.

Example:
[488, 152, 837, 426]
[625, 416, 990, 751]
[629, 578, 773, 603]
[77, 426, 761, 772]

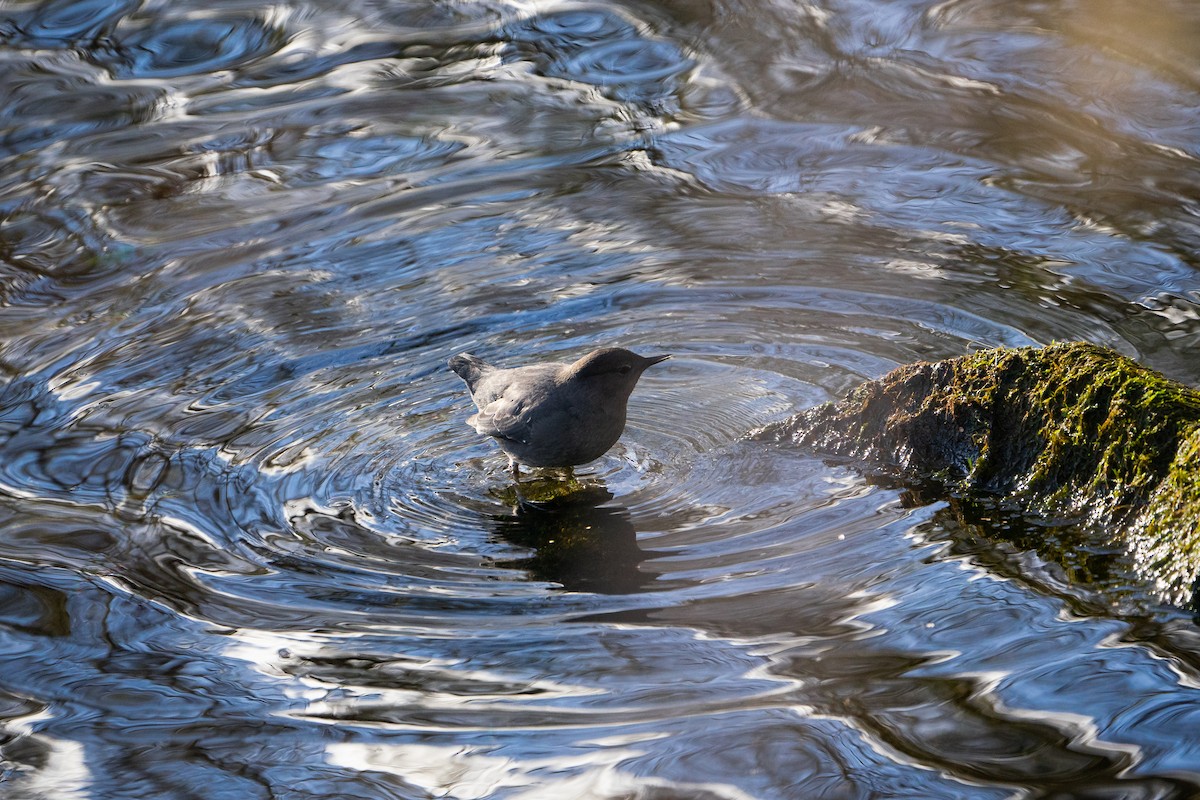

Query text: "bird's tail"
[448, 353, 492, 390]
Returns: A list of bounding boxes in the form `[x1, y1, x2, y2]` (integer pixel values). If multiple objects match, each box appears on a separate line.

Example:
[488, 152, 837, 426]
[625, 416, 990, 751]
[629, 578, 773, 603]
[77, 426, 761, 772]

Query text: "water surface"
[2, 0, 1200, 797]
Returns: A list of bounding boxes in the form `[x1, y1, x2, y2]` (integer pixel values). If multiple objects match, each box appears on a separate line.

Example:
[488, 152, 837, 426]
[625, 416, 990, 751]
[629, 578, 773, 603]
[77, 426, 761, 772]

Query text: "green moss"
[1130, 427, 1200, 601]
[761, 343, 1200, 606]
[491, 472, 608, 506]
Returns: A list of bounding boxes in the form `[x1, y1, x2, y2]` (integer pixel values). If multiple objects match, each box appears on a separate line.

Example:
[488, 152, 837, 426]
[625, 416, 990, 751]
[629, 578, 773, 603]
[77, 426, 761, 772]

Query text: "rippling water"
[2, 0, 1200, 797]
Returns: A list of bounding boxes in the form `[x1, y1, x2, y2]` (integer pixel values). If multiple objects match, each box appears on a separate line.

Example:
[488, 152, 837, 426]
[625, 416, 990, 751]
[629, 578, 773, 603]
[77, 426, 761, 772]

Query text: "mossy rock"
[490, 473, 612, 506]
[758, 343, 1200, 607]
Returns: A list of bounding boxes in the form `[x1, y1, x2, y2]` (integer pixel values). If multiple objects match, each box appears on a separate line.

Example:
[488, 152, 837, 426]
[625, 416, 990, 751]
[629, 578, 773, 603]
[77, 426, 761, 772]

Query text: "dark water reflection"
[490, 481, 666, 594]
[2, 0, 1200, 796]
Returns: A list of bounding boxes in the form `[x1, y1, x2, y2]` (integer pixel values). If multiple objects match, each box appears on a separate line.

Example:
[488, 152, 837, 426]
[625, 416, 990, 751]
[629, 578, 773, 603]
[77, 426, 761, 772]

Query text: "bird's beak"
[645, 354, 671, 367]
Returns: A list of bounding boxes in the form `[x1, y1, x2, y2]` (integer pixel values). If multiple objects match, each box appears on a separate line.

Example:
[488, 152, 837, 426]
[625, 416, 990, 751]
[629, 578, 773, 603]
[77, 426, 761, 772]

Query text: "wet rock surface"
[758, 342, 1200, 606]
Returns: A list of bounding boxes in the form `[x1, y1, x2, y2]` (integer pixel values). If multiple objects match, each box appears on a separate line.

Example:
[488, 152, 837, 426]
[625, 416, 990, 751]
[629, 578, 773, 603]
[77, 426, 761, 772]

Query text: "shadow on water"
[488, 476, 665, 595]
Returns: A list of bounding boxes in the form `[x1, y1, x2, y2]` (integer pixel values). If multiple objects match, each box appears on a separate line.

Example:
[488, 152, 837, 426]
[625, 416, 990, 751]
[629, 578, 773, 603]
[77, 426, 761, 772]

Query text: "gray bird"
[449, 347, 670, 479]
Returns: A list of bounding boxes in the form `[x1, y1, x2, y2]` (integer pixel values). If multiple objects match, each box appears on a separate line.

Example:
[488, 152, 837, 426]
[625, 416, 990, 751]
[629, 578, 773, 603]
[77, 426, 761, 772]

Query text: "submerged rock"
[757, 343, 1200, 607]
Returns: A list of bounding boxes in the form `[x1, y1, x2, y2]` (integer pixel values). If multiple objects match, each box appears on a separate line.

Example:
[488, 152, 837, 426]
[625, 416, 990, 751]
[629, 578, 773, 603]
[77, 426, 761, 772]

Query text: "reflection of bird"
[494, 491, 663, 594]
[449, 348, 669, 479]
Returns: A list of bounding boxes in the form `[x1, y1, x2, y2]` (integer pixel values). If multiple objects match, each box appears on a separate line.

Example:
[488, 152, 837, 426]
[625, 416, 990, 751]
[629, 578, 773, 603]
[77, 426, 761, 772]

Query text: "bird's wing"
[469, 393, 534, 444]
[464, 364, 561, 445]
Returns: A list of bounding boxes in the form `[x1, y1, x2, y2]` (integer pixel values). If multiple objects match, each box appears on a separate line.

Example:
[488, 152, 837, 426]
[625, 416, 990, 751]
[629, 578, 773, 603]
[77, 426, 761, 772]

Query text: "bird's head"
[570, 348, 670, 399]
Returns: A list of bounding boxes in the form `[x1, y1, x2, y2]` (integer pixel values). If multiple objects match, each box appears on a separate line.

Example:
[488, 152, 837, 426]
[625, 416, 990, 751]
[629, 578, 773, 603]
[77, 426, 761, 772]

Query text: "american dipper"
[449, 348, 669, 478]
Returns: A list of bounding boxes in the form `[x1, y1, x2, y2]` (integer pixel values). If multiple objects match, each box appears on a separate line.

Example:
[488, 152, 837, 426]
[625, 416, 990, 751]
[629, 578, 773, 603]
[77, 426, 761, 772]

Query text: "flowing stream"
[2, 0, 1200, 797]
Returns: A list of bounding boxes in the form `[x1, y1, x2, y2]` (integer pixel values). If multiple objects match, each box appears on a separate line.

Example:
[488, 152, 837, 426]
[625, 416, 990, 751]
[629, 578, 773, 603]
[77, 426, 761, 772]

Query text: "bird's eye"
[619, 365, 632, 375]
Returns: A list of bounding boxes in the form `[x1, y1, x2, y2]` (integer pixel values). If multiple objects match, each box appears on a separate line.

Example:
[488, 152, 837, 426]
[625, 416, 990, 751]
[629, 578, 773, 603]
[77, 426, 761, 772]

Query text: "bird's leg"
[508, 458, 537, 510]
